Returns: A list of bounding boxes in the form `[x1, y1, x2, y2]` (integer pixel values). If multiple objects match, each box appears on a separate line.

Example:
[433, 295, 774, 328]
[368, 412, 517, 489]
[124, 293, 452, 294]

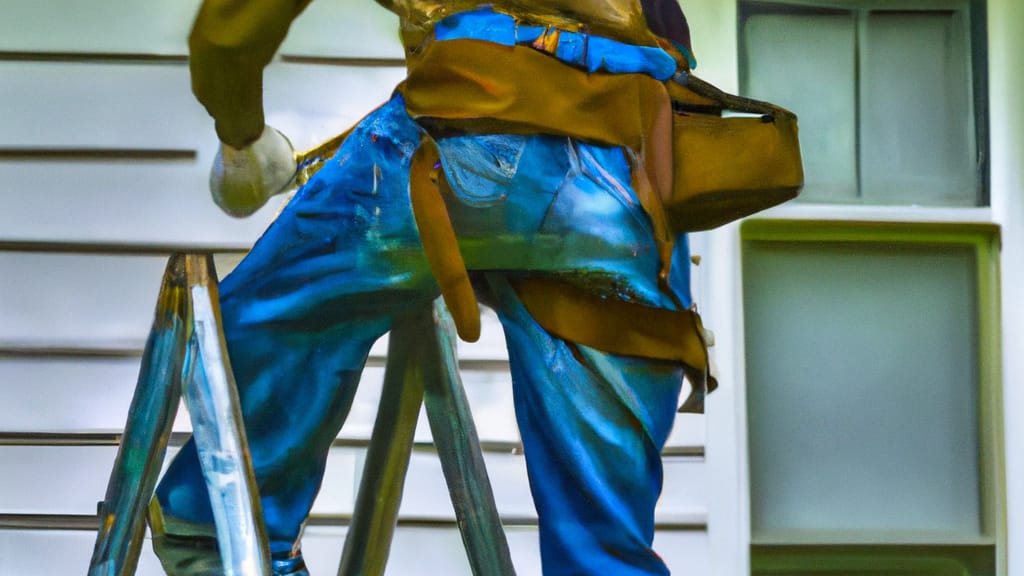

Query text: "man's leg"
[486, 276, 684, 576]
[152, 313, 389, 575]
[152, 96, 439, 575]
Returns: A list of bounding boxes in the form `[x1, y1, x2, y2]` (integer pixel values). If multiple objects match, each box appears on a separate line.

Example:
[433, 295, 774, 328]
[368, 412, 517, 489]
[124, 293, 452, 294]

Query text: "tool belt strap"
[512, 276, 709, 370]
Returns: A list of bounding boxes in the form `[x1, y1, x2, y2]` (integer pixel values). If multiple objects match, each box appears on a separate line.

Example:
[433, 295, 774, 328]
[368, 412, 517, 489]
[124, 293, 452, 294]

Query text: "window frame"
[737, 0, 990, 208]
[738, 219, 1005, 574]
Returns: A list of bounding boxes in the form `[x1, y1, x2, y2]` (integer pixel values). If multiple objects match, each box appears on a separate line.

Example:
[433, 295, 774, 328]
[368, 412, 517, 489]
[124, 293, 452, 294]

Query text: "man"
[152, 1, 708, 574]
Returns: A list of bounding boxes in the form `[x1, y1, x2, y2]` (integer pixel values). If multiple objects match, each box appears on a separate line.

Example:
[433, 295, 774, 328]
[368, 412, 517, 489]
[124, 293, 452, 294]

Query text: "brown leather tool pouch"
[665, 74, 804, 232]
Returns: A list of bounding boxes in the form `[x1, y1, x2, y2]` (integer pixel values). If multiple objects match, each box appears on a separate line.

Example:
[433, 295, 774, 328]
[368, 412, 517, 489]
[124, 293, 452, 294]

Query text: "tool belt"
[402, 38, 804, 235]
[297, 37, 803, 408]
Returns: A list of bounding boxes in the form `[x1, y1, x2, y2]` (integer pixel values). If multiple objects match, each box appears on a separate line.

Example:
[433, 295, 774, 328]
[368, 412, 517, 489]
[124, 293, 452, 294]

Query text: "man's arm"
[188, 0, 313, 216]
[189, 0, 313, 148]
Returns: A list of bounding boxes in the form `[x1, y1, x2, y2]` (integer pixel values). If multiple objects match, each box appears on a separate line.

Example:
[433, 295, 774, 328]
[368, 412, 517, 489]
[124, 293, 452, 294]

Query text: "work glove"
[209, 125, 297, 217]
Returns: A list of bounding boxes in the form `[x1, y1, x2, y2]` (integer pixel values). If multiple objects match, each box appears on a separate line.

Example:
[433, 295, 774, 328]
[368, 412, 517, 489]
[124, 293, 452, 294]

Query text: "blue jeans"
[155, 94, 689, 575]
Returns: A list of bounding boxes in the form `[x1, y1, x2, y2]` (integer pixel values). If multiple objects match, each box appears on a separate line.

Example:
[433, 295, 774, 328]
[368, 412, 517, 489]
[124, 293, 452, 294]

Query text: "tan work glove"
[210, 125, 297, 217]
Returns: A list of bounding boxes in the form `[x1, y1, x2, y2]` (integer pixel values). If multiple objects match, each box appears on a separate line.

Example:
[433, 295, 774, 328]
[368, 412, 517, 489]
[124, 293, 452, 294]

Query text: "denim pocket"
[437, 134, 528, 207]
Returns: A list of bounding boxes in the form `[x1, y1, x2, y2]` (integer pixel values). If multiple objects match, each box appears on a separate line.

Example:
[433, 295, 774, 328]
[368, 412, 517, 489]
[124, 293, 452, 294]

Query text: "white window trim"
[701, 2, 1008, 576]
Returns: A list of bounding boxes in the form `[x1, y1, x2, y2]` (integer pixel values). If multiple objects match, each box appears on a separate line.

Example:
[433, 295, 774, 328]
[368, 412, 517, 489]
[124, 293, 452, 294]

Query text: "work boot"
[149, 499, 222, 576]
[148, 499, 310, 576]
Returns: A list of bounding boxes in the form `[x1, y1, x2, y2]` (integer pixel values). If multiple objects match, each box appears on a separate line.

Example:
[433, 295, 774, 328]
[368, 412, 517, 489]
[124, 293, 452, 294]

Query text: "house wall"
[1, 1, 1020, 574]
[988, 0, 1024, 573]
[692, 0, 1023, 573]
[0, 2, 714, 574]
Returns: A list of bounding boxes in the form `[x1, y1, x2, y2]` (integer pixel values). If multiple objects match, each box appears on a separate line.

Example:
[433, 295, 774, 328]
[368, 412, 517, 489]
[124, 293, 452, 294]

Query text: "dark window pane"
[861, 12, 977, 205]
[743, 13, 859, 202]
[744, 240, 982, 540]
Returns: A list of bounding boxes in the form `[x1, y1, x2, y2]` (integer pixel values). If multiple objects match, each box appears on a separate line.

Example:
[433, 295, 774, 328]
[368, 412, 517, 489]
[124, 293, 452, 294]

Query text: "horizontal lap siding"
[0, 303, 705, 447]
[0, 1, 403, 59]
[0, 62, 404, 246]
[0, 445, 706, 523]
[0, 1, 711, 574]
[0, 528, 711, 576]
[0, 61, 404, 151]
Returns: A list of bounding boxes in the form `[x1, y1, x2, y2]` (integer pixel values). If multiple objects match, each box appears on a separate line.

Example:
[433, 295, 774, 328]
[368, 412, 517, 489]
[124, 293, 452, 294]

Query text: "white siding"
[989, 2, 1024, 575]
[16, 0, 1019, 574]
[0, 528, 711, 576]
[0, 1, 714, 575]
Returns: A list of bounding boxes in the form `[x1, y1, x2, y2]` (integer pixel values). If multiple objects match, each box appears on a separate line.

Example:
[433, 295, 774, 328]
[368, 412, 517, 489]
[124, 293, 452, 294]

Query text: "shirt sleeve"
[189, 0, 314, 147]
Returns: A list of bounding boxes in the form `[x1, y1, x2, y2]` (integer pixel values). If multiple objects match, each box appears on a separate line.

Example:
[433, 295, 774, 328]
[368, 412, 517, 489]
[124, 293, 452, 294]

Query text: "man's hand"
[210, 125, 297, 217]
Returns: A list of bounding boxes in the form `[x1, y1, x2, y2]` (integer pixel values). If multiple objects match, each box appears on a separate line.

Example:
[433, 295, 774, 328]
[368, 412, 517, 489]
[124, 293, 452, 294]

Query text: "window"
[737, 3, 998, 573]
[739, 0, 988, 206]
[741, 221, 1003, 574]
